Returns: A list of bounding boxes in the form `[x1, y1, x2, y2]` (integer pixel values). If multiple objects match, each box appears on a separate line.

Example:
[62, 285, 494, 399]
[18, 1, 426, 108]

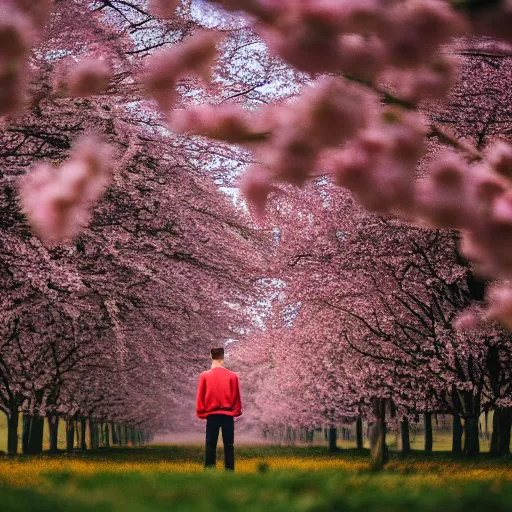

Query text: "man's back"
[199, 348, 241, 471]
[196, 366, 242, 419]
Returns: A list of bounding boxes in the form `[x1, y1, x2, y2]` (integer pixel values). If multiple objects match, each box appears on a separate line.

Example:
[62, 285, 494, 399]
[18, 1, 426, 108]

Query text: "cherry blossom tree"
[231, 178, 512, 464]
[0, 0, 269, 454]
[2, 0, 512, 463]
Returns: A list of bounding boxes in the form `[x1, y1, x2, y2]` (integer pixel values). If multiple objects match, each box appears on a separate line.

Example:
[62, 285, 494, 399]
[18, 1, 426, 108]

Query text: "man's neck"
[211, 360, 224, 369]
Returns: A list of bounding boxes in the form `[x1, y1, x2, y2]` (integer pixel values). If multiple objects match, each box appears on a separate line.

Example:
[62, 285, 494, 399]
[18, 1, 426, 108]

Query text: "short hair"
[210, 347, 224, 360]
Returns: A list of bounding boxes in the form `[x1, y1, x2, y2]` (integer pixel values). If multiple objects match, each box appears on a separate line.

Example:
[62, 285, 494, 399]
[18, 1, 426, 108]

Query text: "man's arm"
[233, 375, 242, 417]
[196, 374, 206, 418]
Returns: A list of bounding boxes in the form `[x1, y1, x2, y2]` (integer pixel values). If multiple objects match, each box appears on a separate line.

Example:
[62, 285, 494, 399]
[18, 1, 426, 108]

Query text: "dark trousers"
[205, 414, 234, 470]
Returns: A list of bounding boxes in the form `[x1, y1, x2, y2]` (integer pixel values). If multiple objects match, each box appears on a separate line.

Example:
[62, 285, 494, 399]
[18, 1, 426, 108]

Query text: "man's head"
[210, 347, 224, 361]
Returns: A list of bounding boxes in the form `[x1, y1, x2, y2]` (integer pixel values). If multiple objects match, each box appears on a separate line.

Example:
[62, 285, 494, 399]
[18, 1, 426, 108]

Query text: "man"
[196, 347, 242, 471]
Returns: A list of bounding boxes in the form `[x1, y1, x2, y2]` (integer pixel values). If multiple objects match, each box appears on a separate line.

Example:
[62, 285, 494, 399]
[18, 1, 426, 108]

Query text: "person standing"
[196, 347, 243, 470]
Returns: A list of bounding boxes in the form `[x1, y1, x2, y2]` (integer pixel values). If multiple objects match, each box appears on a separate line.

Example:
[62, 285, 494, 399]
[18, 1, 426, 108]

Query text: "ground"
[0, 444, 510, 511]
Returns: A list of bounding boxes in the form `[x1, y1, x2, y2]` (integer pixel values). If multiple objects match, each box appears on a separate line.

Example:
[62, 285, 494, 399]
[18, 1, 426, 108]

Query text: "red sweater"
[196, 366, 242, 419]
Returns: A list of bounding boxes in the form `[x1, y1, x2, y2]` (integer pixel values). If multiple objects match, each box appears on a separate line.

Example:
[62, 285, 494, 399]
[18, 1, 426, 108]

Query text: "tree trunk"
[498, 408, 511, 455]
[356, 416, 363, 449]
[424, 413, 433, 453]
[112, 422, 118, 445]
[80, 418, 87, 451]
[66, 420, 75, 453]
[370, 399, 388, 470]
[48, 415, 59, 454]
[491, 408, 511, 456]
[328, 426, 338, 452]
[75, 420, 80, 447]
[104, 423, 110, 449]
[94, 421, 100, 449]
[22, 415, 30, 454]
[28, 415, 44, 454]
[7, 407, 19, 456]
[490, 410, 499, 455]
[401, 417, 411, 454]
[452, 415, 462, 455]
[89, 418, 98, 450]
[463, 417, 480, 456]
[22, 415, 44, 455]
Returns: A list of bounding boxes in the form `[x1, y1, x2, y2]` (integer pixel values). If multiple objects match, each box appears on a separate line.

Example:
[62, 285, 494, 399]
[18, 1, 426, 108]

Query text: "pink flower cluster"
[485, 284, 512, 329]
[0, 0, 51, 116]
[170, 104, 259, 143]
[149, 0, 180, 19]
[167, 0, 512, 329]
[242, 78, 377, 218]
[53, 58, 112, 98]
[327, 107, 427, 214]
[449, 144, 512, 276]
[211, 0, 463, 99]
[142, 31, 222, 112]
[19, 136, 114, 244]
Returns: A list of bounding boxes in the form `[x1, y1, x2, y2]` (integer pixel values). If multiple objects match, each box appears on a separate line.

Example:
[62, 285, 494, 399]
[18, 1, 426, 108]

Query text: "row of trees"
[17, 415, 153, 455]
[0, 1, 269, 455]
[261, 415, 481, 449]
[230, 181, 512, 466]
[211, 2, 512, 468]
[2, 0, 512, 468]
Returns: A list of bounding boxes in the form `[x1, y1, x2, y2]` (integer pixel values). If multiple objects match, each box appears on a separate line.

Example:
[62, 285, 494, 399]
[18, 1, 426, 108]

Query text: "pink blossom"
[336, 34, 387, 82]
[415, 152, 471, 229]
[65, 58, 112, 97]
[389, 56, 458, 104]
[470, 167, 509, 218]
[258, 25, 345, 75]
[0, 8, 32, 61]
[0, 5, 32, 116]
[485, 284, 512, 328]
[453, 309, 484, 332]
[149, 0, 180, 19]
[486, 141, 512, 179]
[326, 147, 371, 194]
[492, 191, 512, 226]
[0, 67, 24, 116]
[170, 104, 260, 143]
[142, 31, 222, 111]
[387, 0, 465, 69]
[238, 165, 277, 223]
[302, 0, 388, 35]
[257, 131, 318, 188]
[11, 0, 52, 32]
[19, 136, 114, 244]
[295, 77, 376, 148]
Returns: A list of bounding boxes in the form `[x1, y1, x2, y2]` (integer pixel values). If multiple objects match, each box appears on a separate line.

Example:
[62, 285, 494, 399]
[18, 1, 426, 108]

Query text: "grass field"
[0, 444, 510, 511]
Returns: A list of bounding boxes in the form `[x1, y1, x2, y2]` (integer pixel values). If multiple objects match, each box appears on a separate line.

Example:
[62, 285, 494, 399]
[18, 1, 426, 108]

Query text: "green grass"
[0, 445, 510, 511]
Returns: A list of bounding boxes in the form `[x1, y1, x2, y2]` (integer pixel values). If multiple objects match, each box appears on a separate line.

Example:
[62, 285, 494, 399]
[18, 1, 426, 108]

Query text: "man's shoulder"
[225, 368, 239, 379]
[200, 367, 239, 378]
